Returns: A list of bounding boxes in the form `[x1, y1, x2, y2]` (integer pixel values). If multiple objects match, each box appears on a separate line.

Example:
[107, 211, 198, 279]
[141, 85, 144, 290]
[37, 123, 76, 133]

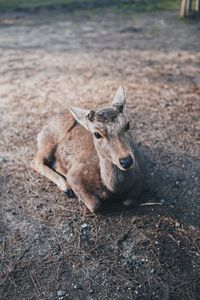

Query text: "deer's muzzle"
[119, 155, 133, 170]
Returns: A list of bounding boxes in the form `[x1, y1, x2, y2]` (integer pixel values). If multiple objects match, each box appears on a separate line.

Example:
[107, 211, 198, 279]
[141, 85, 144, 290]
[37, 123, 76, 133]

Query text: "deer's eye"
[94, 132, 102, 139]
[125, 121, 130, 131]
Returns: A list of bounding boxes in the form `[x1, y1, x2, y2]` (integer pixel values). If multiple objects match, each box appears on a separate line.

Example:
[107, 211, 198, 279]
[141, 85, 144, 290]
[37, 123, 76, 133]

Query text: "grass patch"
[0, 0, 179, 12]
[0, 0, 70, 10]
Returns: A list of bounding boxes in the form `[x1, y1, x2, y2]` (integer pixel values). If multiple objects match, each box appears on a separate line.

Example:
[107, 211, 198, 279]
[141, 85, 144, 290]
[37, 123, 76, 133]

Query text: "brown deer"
[32, 87, 146, 213]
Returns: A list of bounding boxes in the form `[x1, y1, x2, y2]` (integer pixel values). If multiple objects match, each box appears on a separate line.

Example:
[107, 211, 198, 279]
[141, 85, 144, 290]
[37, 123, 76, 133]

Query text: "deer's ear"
[69, 106, 95, 129]
[112, 86, 126, 112]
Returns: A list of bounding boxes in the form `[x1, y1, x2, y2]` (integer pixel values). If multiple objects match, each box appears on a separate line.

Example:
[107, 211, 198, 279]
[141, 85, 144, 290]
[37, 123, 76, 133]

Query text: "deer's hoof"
[64, 188, 76, 198]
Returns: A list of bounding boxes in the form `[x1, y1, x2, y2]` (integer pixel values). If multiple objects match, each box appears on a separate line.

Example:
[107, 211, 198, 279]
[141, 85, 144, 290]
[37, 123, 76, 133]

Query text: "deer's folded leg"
[67, 172, 101, 213]
[32, 150, 68, 193]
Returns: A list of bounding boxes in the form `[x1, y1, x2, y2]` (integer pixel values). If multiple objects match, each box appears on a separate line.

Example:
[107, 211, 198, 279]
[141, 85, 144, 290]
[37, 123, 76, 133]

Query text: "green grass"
[0, 0, 71, 10]
[0, 0, 179, 12]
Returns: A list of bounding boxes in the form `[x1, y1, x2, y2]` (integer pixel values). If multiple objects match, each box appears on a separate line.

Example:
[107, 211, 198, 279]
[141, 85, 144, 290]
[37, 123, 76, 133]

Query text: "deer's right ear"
[112, 86, 126, 112]
[69, 106, 95, 129]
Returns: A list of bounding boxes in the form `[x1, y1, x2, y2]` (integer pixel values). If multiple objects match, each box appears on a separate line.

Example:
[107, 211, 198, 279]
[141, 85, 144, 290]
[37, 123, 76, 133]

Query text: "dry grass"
[0, 7, 200, 300]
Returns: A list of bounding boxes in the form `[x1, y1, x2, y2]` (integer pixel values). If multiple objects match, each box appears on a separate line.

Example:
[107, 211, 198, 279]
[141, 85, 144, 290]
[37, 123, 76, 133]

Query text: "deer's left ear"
[112, 86, 126, 112]
[69, 106, 95, 130]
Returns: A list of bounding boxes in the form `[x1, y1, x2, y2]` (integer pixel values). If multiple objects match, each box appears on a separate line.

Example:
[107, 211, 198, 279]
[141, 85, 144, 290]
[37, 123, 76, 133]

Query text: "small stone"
[0, 157, 7, 163]
[81, 223, 88, 229]
[150, 268, 155, 274]
[160, 198, 166, 204]
[57, 290, 65, 297]
[175, 222, 180, 228]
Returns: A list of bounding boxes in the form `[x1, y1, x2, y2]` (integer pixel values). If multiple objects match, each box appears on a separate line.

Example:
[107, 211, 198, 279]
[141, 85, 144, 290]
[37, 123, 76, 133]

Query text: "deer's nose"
[119, 155, 133, 169]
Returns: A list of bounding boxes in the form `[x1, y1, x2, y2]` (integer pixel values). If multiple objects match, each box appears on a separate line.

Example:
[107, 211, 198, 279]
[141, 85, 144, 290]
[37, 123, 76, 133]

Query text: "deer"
[32, 87, 146, 213]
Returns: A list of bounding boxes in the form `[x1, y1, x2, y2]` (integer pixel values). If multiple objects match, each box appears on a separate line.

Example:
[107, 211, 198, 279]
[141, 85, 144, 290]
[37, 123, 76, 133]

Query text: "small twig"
[28, 268, 41, 295]
[168, 233, 180, 246]
[88, 276, 107, 297]
[174, 281, 190, 289]
[140, 202, 163, 207]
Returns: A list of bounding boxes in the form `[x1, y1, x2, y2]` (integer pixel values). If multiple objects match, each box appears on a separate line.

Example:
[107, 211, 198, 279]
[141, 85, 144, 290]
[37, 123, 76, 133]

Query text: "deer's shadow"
[100, 144, 200, 228]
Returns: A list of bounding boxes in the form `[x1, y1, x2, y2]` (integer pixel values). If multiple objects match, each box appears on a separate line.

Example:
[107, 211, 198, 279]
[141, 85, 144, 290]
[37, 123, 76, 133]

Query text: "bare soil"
[0, 7, 200, 300]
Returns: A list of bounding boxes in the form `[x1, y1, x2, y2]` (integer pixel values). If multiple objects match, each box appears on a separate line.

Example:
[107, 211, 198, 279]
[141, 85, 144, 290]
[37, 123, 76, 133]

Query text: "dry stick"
[88, 276, 107, 297]
[28, 268, 41, 295]
[174, 281, 191, 290]
[149, 249, 161, 266]
[8, 276, 18, 289]
[168, 233, 180, 246]
[140, 202, 163, 207]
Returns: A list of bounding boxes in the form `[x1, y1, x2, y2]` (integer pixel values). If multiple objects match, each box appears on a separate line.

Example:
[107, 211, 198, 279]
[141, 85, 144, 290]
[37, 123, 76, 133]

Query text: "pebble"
[175, 222, 180, 228]
[57, 290, 65, 297]
[0, 157, 6, 163]
[160, 198, 166, 204]
[150, 268, 155, 274]
[81, 223, 88, 229]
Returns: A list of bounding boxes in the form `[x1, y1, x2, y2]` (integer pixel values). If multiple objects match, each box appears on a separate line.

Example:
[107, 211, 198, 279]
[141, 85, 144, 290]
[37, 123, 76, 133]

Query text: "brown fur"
[32, 87, 146, 212]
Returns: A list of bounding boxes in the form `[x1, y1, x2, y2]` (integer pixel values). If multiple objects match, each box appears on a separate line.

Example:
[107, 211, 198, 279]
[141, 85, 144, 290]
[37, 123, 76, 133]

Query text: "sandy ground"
[0, 7, 200, 300]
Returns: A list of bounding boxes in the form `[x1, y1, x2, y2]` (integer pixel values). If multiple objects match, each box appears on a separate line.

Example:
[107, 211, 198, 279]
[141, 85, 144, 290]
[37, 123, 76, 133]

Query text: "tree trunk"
[196, 0, 200, 11]
[180, 0, 187, 17]
[180, 0, 193, 17]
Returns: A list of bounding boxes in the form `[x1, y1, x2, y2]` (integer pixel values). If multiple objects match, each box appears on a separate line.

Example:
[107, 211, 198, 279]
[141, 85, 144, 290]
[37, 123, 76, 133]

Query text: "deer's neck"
[99, 155, 129, 193]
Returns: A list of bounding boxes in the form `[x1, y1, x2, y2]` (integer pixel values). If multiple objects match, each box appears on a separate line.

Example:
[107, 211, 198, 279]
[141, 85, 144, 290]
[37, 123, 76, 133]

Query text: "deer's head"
[69, 87, 134, 171]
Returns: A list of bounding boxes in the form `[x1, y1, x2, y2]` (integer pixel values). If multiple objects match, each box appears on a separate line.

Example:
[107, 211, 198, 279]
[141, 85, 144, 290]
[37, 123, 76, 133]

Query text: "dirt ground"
[0, 5, 200, 300]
